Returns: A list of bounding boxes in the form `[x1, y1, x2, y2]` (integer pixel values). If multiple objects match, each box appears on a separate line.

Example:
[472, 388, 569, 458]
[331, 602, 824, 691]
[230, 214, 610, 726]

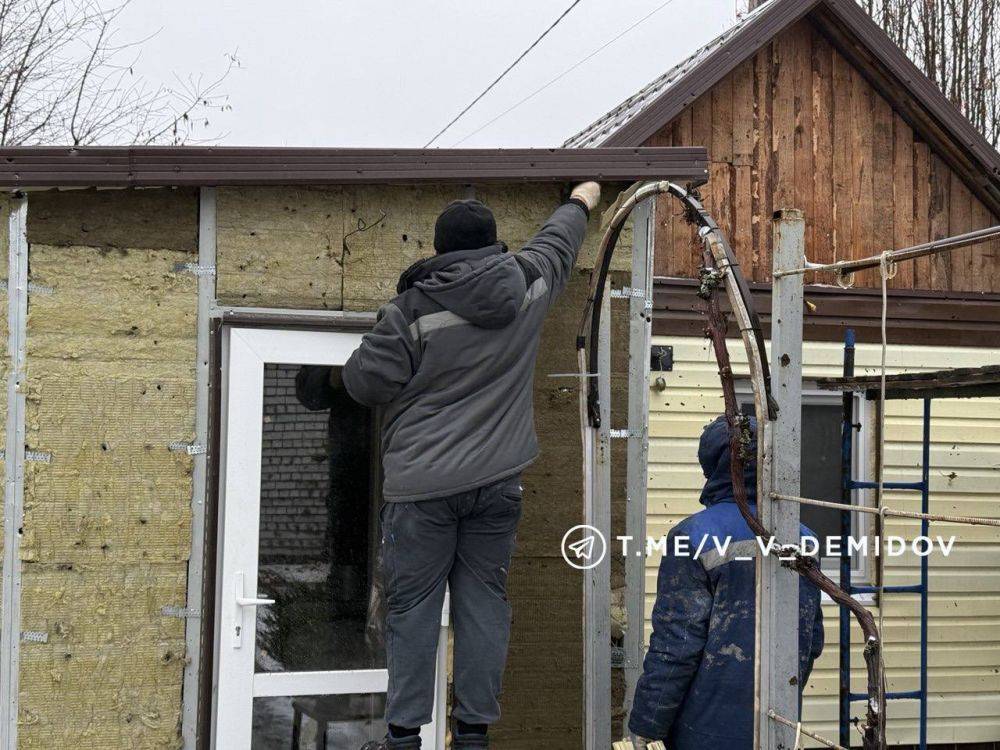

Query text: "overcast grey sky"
[115, 0, 736, 147]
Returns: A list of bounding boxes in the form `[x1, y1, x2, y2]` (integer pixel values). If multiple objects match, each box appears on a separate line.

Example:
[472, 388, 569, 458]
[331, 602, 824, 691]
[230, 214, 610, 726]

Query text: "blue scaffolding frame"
[837, 331, 931, 749]
[820, 333, 1000, 748]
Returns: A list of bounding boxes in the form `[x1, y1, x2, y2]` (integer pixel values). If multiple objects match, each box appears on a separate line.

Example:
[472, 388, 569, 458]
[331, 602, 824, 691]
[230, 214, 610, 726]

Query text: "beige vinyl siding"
[646, 335, 1000, 746]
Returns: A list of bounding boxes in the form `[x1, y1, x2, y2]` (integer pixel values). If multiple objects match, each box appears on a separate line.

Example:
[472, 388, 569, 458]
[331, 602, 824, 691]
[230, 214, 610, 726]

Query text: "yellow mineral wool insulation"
[18, 562, 186, 647]
[341, 184, 458, 311]
[216, 185, 353, 309]
[18, 563, 187, 748]
[27, 245, 197, 364]
[26, 188, 198, 253]
[215, 183, 631, 312]
[18, 238, 197, 749]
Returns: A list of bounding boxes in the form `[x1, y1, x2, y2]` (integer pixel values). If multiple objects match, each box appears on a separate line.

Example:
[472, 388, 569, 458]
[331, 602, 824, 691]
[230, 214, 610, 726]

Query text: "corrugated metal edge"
[595, 0, 822, 147]
[563, 0, 778, 148]
[0, 147, 709, 189]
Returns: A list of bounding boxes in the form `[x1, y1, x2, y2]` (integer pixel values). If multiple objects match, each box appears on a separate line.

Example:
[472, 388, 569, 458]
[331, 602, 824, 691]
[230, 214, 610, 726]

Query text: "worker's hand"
[328, 366, 344, 390]
[570, 181, 601, 211]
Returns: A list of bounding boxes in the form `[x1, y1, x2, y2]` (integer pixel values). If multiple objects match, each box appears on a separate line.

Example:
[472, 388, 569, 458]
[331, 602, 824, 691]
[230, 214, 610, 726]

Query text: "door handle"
[232, 571, 273, 648]
[236, 595, 275, 607]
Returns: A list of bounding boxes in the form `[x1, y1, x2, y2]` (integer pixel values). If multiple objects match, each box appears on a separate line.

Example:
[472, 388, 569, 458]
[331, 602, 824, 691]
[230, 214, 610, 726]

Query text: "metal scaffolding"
[816, 356, 1000, 750]
[587, 180, 1000, 750]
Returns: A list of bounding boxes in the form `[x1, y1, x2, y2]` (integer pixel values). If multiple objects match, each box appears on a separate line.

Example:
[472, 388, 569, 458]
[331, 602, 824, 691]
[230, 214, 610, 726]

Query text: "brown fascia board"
[0, 146, 708, 189]
[600, 0, 821, 147]
[653, 277, 1000, 347]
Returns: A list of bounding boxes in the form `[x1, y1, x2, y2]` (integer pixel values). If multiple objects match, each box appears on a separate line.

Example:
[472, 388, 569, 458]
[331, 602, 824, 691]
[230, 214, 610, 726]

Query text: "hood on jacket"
[396, 243, 525, 329]
[698, 414, 758, 507]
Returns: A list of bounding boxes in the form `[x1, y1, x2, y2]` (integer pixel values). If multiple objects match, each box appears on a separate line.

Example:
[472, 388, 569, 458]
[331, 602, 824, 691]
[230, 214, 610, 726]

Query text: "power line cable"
[451, 0, 680, 146]
[423, 0, 586, 147]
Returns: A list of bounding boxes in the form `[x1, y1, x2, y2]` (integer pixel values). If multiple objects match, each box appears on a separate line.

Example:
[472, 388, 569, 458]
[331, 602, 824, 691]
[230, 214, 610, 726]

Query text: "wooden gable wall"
[646, 18, 1000, 292]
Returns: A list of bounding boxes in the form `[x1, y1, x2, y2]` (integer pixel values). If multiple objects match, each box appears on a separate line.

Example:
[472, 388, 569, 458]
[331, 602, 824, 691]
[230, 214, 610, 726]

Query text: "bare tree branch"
[862, 0, 1000, 146]
[0, 0, 237, 145]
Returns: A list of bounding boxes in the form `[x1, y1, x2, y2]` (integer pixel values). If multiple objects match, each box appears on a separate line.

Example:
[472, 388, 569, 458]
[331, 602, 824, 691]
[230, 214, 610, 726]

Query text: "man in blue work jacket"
[627, 415, 825, 749]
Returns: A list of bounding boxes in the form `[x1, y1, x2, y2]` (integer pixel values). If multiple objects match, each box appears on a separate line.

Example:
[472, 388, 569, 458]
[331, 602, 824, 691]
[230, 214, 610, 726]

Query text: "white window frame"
[212, 327, 448, 749]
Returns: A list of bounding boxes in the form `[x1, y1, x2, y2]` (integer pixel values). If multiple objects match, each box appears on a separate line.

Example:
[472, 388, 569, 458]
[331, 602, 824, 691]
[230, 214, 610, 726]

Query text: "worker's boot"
[452, 727, 489, 749]
[359, 735, 421, 750]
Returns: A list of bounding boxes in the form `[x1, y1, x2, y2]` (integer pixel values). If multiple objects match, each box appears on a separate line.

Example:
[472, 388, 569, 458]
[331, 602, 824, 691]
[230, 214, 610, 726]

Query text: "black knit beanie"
[433, 199, 497, 254]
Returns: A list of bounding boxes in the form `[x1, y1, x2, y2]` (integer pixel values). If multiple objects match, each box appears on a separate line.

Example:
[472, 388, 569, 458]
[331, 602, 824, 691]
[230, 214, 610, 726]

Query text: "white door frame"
[212, 326, 448, 749]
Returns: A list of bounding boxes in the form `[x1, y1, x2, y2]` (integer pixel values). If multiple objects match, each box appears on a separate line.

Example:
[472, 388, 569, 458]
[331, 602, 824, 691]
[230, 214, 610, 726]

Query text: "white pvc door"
[213, 327, 446, 749]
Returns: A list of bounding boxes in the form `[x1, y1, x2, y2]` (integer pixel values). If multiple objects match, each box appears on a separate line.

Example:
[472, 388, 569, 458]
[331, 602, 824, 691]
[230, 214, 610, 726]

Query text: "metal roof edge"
[0, 146, 709, 189]
[595, 0, 822, 147]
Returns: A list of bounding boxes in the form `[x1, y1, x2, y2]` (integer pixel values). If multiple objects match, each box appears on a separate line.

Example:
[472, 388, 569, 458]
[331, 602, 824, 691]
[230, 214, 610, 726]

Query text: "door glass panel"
[256, 363, 384, 675]
[252, 693, 387, 748]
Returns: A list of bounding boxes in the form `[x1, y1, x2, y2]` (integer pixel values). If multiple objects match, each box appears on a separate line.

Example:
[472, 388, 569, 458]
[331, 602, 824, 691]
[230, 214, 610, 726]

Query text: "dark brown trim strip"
[0, 146, 708, 188]
[216, 308, 376, 330]
[653, 277, 1000, 347]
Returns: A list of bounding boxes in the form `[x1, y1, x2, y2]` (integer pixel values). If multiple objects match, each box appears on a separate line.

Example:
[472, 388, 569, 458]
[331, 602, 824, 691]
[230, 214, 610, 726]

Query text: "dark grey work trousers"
[380, 474, 522, 729]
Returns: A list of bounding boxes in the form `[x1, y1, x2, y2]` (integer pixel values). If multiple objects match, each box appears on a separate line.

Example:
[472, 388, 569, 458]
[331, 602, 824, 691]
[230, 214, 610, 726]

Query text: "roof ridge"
[562, 0, 775, 148]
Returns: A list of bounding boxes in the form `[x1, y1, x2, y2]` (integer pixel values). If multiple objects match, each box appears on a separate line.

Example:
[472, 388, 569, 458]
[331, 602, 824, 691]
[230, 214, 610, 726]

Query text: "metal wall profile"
[1, 195, 28, 750]
[181, 187, 217, 748]
[623, 199, 655, 714]
[757, 210, 806, 749]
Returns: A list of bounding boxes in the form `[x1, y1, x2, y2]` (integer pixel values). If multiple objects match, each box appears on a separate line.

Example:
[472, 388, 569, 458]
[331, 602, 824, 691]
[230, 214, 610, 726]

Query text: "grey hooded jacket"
[342, 200, 589, 501]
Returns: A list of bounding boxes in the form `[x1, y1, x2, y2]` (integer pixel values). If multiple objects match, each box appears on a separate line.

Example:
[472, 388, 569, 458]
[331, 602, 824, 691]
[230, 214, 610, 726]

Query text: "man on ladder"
[340, 182, 602, 749]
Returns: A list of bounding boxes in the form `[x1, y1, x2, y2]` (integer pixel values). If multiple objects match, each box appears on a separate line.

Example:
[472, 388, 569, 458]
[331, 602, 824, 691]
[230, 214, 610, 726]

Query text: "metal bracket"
[0, 280, 53, 295]
[20, 631, 47, 644]
[174, 262, 217, 277]
[610, 286, 653, 311]
[169, 442, 207, 455]
[162, 605, 201, 619]
[24, 451, 51, 463]
[609, 429, 644, 440]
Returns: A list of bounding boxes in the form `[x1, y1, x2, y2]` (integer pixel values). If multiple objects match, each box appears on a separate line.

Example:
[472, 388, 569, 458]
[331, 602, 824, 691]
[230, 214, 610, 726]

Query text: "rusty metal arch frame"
[577, 181, 885, 750]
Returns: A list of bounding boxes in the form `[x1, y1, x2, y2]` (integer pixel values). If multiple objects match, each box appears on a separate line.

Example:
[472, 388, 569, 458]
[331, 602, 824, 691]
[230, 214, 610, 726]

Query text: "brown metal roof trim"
[0, 146, 708, 188]
[568, 0, 1000, 212]
[653, 278, 1000, 348]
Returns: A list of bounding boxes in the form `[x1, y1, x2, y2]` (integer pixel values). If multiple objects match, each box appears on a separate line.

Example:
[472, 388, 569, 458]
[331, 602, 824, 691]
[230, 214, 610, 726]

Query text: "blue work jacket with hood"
[628, 416, 825, 748]
[342, 200, 589, 502]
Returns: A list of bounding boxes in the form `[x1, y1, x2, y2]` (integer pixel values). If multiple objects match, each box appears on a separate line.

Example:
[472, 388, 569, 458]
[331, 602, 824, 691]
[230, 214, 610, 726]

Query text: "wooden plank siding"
[647, 19, 1000, 292]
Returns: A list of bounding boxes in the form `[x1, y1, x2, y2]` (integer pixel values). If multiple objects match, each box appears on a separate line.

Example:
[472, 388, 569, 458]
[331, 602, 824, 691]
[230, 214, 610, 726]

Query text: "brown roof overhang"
[0, 146, 708, 189]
